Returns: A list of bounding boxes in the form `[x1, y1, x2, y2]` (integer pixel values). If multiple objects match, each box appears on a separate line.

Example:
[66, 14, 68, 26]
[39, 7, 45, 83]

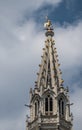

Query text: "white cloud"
[54, 21, 82, 85]
[0, 110, 26, 130]
[0, 0, 62, 24]
[70, 83, 82, 130]
[0, 19, 45, 130]
[55, 21, 82, 69]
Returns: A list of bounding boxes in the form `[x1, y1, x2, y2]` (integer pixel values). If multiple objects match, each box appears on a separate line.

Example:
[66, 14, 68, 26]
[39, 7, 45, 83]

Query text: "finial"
[44, 17, 54, 37]
[44, 16, 52, 30]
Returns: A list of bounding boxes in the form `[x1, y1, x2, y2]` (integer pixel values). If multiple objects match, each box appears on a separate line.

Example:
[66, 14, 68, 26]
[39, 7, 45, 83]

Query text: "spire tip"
[44, 17, 54, 37]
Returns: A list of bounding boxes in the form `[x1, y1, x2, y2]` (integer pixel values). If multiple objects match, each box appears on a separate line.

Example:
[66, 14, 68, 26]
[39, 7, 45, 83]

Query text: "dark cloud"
[33, 0, 82, 25]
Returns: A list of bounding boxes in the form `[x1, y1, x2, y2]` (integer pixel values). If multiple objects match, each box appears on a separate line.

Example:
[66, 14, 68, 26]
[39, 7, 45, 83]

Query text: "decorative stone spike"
[60, 71, 62, 74]
[43, 48, 45, 50]
[47, 39, 49, 42]
[39, 64, 41, 67]
[37, 73, 39, 75]
[56, 55, 58, 57]
[41, 56, 43, 58]
[45, 52, 47, 55]
[35, 81, 37, 83]
[61, 79, 64, 83]
[46, 45, 48, 48]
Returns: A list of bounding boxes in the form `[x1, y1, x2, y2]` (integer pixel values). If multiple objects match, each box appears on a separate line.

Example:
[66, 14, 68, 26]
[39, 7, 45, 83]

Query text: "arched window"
[35, 102, 37, 117]
[45, 95, 53, 115]
[45, 97, 48, 111]
[50, 97, 53, 111]
[59, 97, 65, 117]
[35, 100, 39, 117]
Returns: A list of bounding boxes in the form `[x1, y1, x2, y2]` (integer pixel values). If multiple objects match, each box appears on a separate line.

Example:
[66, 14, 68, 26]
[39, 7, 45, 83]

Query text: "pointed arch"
[58, 94, 67, 118]
[42, 89, 55, 116]
[35, 99, 39, 117]
[45, 95, 53, 115]
[31, 94, 40, 118]
[42, 89, 55, 97]
[59, 97, 64, 116]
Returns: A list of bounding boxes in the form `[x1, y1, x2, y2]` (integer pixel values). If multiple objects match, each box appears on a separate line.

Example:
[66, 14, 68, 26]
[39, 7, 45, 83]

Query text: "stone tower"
[26, 19, 73, 130]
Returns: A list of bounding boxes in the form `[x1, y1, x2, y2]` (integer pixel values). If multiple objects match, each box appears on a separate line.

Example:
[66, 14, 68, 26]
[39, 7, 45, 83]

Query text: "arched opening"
[59, 97, 65, 118]
[50, 97, 53, 111]
[45, 97, 48, 112]
[45, 95, 53, 115]
[35, 100, 39, 117]
[62, 101, 64, 115]
[35, 102, 37, 117]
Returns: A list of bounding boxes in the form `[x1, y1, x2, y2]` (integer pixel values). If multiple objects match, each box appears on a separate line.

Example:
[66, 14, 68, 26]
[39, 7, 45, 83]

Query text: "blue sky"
[0, 0, 82, 130]
[33, 0, 82, 24]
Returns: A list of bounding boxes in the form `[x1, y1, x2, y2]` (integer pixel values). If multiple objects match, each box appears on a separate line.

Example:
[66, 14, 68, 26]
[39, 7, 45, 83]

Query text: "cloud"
[0, 110, 26, 130]
[55, 21, 82, 69]
[71, 83, 82, 130]
[54, 21, 82, 85]
[0, 17, 45, 130]
[0, 0, 62, 23]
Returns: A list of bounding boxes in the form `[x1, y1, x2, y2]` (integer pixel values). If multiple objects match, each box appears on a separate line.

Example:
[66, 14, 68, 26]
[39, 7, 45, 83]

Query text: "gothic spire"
[35, 18, 63, 95]
[26, 19, 73, 130]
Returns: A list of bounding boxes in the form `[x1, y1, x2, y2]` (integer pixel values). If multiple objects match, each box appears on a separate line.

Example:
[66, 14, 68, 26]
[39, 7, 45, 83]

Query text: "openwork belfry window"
[59, 97, 65, 117]
[45, 95, 53, 115]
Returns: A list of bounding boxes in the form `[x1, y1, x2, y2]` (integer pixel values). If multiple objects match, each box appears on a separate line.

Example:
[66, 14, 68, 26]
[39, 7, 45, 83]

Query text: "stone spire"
[26, 19, 73, 130]
[35, 19, 63, 96]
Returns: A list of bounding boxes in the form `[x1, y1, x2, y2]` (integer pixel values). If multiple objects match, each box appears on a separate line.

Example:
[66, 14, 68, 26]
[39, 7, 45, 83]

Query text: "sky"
[0, 0, 82, 130]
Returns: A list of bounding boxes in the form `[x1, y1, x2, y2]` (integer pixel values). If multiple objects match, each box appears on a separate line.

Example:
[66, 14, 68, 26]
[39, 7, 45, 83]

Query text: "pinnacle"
[35, 34, 63, 94]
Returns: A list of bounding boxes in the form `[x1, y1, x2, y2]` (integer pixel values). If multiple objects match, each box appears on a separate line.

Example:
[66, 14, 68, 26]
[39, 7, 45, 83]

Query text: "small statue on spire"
[44, 16, 52, 30]
[44, 16, 54, 37]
